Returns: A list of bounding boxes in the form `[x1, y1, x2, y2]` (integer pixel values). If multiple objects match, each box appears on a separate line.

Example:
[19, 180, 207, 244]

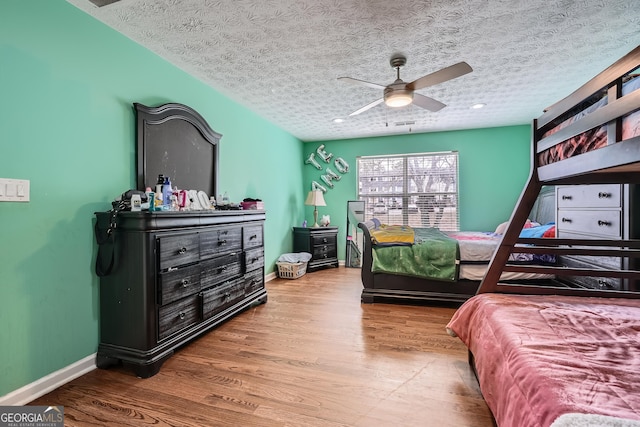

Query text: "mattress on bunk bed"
[539, 76, 640, 166]
[446, 293, 640, 427]
[370, 223, 556, 281]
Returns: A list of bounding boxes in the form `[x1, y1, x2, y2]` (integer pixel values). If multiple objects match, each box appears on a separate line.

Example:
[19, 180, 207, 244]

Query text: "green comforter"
[371, 227, 459, 281]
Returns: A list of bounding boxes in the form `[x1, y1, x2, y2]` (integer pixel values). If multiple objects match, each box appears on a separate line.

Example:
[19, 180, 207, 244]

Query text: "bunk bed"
[447, 46, 640, 427]
[357, 185, 557, 304]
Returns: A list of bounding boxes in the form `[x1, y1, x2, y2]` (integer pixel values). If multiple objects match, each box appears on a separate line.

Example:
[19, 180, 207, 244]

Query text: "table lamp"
[305, 190, 326, 227]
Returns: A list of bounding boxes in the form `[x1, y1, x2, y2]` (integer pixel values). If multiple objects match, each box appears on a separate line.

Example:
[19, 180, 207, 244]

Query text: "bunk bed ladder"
[479, 175, 543, 293]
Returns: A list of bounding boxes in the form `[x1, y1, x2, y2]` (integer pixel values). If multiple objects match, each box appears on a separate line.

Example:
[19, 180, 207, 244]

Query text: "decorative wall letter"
[316, 144, 333, 163]
[311, 181, 327, 192]
[334, 157, 349, 173]
[325, 167, 341, 181]
[305, 145, 349, 192]
[305, 152, 322, 170]
[320, 175, 335, 189]
[320, 167, 341, 189]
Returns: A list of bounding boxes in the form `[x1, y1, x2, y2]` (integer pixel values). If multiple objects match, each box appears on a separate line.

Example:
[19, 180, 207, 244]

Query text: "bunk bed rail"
[479, 45, 640, 298]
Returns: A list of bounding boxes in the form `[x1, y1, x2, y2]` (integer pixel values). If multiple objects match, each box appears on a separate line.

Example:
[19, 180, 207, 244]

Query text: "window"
[357, 152, 459, 230]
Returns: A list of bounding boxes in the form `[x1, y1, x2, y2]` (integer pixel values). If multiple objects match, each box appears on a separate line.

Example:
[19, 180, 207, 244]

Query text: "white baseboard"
[0, 353, 96, 406]
[1, 269, 315, 405]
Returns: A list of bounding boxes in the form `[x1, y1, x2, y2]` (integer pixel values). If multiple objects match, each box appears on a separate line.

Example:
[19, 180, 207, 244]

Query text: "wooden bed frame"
[358, 46, 640, 305]
[357, 185, 557, 304]
[479, 45, 640, 299]
[449, 46, 640, 427]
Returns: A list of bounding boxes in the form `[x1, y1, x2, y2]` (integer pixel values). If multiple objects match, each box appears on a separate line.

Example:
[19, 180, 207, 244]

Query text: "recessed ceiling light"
[471, 103, 486, 109]
[332, 118, 345, 123]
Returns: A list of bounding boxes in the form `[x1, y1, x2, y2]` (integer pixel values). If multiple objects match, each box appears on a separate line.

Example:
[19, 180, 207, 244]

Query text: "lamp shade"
[305, 190, 326, 207]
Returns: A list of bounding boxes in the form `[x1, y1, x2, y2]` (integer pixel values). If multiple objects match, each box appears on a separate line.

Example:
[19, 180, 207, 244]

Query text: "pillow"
[494, 221, 509, 235]
[370, 224, 415, 245]
[519, 223, 556, 238]
[494, 219, 541, 235]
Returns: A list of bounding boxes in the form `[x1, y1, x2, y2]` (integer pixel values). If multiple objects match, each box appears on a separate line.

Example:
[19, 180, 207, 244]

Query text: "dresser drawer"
[243, 269, 264, 295]
[244, 247, 264, 272]
[311, 233, 337, 247]
[158, 264, 202, 306]
[157, 233, 200, 271]
[556, 229, 623, 270]
[243, 225, 263, 249]
[557, 209, 621, 238]
[312, 243, 337, 260]
[559, 256, 622, 290]
[200, 227, 242, 259]
[557, 184, 621, 208]
[158, 294, 200, 341]
[564, 274, 622, 291]
[201, 278, 246, 319]
[200, 252, 243, 288]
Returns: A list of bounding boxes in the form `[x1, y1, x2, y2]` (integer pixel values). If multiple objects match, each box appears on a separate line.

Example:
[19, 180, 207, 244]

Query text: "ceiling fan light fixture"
[384, 89, 414, 108]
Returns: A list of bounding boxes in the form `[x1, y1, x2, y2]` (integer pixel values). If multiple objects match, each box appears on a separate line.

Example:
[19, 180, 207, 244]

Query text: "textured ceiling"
[66, 0, 640, 142]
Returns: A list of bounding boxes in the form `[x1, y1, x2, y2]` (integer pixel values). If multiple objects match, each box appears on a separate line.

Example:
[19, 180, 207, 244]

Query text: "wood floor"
[30, 267, 493, 426]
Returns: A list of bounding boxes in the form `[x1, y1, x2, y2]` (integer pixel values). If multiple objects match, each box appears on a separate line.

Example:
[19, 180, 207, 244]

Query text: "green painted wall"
[0, 0, 533, 399]
[303, 126, 532, 259]
[0, 1, 304, 396]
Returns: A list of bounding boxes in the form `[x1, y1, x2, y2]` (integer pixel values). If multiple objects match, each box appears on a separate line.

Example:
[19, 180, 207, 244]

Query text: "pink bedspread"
[446, 294, 640, 427]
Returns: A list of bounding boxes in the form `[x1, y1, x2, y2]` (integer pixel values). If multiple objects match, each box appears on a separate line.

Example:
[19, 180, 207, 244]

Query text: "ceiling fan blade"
[407, 62, 473, 91]
[338, 77, 386, 90]
[349, 98, 384, 116]
[412, 93, 446, 112]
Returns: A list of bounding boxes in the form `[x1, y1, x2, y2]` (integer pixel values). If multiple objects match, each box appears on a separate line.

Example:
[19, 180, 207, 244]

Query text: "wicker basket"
[276, 261, 307, 279]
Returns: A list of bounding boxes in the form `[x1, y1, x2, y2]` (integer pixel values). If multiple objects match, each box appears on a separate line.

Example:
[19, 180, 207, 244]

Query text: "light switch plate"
[0, 178, 29, 202]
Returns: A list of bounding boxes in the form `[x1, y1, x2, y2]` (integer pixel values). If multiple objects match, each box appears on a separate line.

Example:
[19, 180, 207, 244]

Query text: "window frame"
[356, 151, 460, 231]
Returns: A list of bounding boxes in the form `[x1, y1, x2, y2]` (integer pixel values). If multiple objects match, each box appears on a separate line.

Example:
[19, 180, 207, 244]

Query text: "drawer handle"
[597, 220, 612, 227]
[322, 238, 328, 243]
[219, 239, 227, 246]
[561, 195, 572, 200]
[178, 247, 187, 254]
[251, 257, 260, 263]
[250, 234, 257, 240]
[218, 266, 228, 273]
[598, 192, 611, 198]
[179, 312, 186, 320]
[323, 254, 328, 259]
[561, 217, 572, 223]
[181, 279, 190, 288]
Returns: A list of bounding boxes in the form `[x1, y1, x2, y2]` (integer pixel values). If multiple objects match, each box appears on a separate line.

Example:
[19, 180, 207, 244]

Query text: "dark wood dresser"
[94, 210, 266, 377]
[556, 184, 640, 291]
[292, 226, 339, 272]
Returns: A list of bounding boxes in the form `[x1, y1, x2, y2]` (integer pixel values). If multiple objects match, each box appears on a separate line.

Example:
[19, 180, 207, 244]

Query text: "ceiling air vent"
[394, 121, 416, 127]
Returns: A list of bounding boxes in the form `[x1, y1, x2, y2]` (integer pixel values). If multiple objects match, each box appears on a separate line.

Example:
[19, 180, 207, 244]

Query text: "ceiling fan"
[338, 54, 473, 117]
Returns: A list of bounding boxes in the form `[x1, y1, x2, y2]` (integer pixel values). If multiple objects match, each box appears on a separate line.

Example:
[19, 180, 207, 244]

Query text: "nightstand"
[293, 227, 339, 272]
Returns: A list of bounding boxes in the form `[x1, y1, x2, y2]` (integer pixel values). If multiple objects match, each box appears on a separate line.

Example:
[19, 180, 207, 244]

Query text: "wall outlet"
[0, 178, 30, 202]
